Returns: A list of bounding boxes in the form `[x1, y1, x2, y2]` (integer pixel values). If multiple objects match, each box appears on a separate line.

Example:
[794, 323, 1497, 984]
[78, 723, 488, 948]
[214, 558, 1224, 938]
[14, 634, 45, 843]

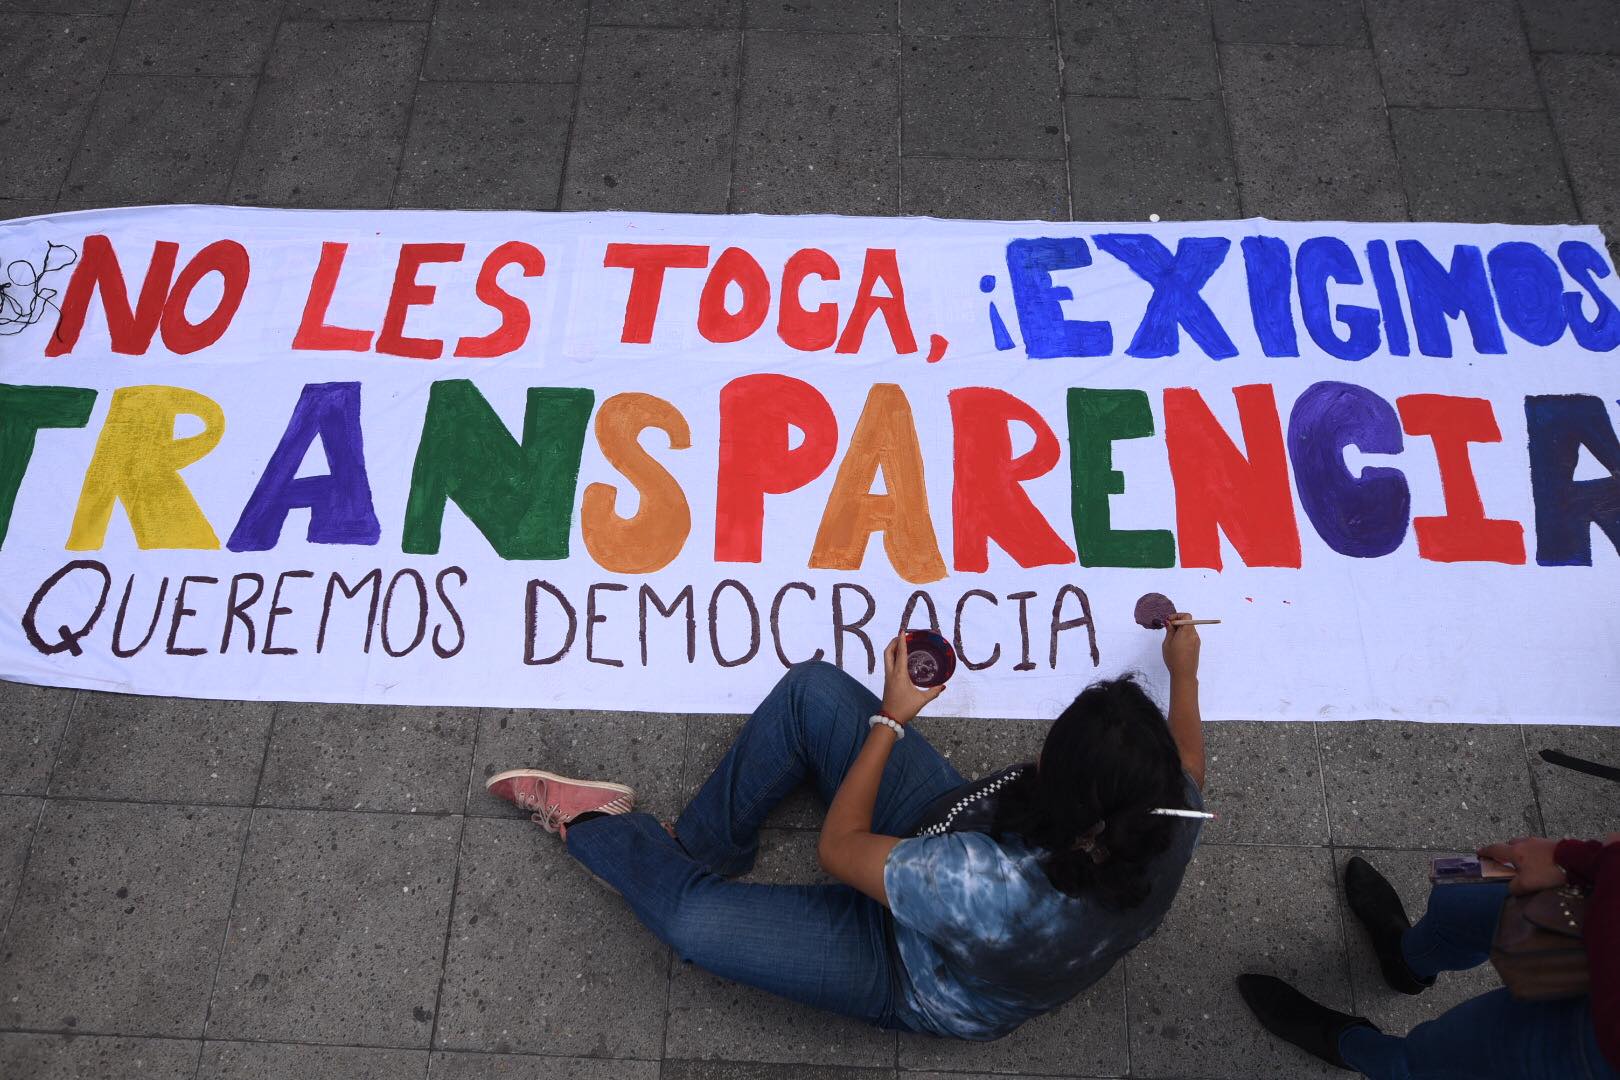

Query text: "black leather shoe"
[1237, 973, 1375, 1070]
[1344, 856, 1435, 995]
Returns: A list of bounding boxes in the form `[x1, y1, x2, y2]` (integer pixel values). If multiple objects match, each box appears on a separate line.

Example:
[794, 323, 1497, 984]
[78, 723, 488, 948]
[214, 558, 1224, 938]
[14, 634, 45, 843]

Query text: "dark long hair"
[991, 675, 1190, 909]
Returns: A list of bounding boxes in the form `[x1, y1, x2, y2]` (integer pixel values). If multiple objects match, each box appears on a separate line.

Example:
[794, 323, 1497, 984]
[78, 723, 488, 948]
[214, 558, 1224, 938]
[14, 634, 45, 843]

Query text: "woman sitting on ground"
[1240, 834, 1618, 1078]
[484, 617, 1208, 1040]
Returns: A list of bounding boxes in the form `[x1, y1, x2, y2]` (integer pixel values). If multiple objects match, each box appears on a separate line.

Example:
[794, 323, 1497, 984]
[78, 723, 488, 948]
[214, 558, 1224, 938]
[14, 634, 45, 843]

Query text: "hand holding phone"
[1429, 854, 1515, 885]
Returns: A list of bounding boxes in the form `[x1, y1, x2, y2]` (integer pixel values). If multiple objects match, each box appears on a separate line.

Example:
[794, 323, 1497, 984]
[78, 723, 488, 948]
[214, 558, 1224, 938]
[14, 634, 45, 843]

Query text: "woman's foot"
[1237, 974, 1375, 1070]
[485, 769, 634, 837]
[1344, 856, 1434, 995]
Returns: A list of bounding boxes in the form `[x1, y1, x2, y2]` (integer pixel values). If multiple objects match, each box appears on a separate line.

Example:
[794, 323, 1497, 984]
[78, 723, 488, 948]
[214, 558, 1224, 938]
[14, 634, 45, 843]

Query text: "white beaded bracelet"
[868, 714, 905, 740]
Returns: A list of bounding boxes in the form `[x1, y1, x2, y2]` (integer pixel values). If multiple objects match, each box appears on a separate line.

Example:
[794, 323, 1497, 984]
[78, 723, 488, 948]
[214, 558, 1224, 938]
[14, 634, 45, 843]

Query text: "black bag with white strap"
[909, 764, 1026, 838]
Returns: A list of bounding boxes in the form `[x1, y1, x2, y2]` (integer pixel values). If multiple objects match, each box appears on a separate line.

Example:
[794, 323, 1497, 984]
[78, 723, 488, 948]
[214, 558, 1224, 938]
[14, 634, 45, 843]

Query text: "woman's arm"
[817, 634, 945, 905]
[1163, 613, 1205, 789]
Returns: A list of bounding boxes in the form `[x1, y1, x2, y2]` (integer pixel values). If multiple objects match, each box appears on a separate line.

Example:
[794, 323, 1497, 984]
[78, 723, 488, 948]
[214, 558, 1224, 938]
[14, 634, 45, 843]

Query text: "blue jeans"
[1339, 882, 1615, 1079]
[564, 661, 965, 1029]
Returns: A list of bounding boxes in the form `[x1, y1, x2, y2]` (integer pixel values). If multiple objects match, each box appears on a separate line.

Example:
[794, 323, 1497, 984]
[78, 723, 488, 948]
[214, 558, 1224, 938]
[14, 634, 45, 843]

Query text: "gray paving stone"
[1526, 724, 1620, 839]
[471, 706, 687, 825]
[1331, 849, 1503, 1035]
[1318, 721, 1542, 849]
[593, 0, 741, 27]
[1200, 721, 1328, 845]
[0, 199, 56, 220]
[0, 795, 40, 923]
[0, 1033, 199, 1080]
[0, 0, 124, 11]
[899, 1074, 1102, 1080]
[561, 27, 737, 212]
[663, 1063, 894, 1080]
[1127, 844, 1349, 1079]
[1520, 0, 1620, 54]
[1068, 95, 1239, 220]
[113, 0, 280, 76]
[1211, 0, 1366, 45]
[395, 82, 574, 209]
[908, 713, 1048, 779]
[435, 817, 669, 1057]
[1390, 107, 1578, 223]
[1366, 0, 1539, 110]
[901, 0, 1051, 36]
[207, 809, 459, 1046]
[288, 0, 433, 17]
[902, 36, 1065, 160]
[747, 0, 895, 32]
[431, 1051, 660, 1078]
[0, 15, 118, 199]
[682, 713, 823, 830]
[230, 20, 425, 208]
[1220, 43, 1407, 220]
[897, 968, 1127, 1075]
[0, 679, 76, 794]
[663, 829, 898, 1067]
[731, 31, 899, 215]
[258, 702, 477, 813]
[1058, 0, 1219, 99]
[423, 0, 588, 82]
[198, 1041, 426, 1079]
[51, 693, 274, 804]
[1540, 53, 1620, 226]
[61, 76, 254, 207]
[0, 800, 246, 1035]
[901, 157, 1067, 220]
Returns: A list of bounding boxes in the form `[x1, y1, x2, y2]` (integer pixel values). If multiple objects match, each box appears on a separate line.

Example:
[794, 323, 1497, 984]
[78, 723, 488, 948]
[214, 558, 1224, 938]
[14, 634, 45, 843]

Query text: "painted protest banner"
[0, 206, 1616, 724]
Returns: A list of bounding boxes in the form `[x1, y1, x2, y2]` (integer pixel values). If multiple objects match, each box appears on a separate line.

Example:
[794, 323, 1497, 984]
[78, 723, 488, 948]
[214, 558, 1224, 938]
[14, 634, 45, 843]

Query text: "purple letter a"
[228, 382, 380, 551]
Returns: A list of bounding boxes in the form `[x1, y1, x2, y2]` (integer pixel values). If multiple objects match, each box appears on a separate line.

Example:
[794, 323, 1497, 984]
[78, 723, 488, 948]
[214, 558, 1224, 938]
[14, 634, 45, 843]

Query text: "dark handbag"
[909, 765, 1026, 837]
[1489, 886, 1590, 1001]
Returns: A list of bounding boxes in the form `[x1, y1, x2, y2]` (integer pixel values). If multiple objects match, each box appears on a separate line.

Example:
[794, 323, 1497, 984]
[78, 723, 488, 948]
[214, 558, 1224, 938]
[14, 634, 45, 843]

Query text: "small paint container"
[904, 629, 957, 688]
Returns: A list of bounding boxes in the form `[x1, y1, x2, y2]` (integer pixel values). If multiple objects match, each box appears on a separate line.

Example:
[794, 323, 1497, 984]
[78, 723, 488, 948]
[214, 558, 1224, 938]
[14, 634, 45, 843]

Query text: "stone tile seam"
[198, 703, 282, 1047]
[1519, 6, 1594, 225]
[46, 2, 132, 256]
[1384, 101, 1561, 115]
[0, 1024, 666, 1062]
[1359, 0, 1414, 222]
[222, 0, 290, 205]
[721, 8, 748, 215]
[415, 74, 584, 85]
[421, 699, 480, 1056]
[0, 797, 50, 951]
[1204, 0, 1246, 221]
[1049, 0, 1076, 222]
[7, 796, 1568, 847]
[386, 0, 441, 212]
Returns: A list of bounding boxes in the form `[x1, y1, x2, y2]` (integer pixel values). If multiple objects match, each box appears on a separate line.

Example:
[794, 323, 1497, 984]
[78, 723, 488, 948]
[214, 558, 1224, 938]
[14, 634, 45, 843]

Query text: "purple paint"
[1288, 380, 1410, 559]
[1134, 592, 1176, 630]
[228, 381, 380, 552]
[905, 629, 956, 688]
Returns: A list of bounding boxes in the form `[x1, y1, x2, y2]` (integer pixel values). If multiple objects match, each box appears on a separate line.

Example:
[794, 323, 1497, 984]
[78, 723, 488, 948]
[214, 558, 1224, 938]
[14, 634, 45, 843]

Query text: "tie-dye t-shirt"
[883, 775, 1203, 1040]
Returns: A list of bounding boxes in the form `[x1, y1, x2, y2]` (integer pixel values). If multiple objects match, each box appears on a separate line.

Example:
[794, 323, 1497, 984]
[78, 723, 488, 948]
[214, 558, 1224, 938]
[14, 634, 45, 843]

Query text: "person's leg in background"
[673, 659, 965, 877]
[1244, 858, 1614, 1078]
[1399, 879, 1510, 980]
[1338, 988, 1614, 1080]
[1336, 875, 1614, 1078]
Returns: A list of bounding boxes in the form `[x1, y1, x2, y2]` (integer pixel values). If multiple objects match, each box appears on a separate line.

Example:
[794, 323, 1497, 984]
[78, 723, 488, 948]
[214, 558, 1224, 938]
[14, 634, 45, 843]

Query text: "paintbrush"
[1169, 618, 1220, 626]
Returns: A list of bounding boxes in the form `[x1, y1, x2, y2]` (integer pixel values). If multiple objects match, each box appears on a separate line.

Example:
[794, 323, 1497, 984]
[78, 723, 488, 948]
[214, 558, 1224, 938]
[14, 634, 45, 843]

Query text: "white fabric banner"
[0, 206, 1616, 724]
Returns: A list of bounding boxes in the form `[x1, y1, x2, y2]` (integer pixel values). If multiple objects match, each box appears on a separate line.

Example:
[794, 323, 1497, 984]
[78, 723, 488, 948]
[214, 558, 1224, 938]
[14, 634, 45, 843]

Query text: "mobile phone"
[1428, 855, 1515, 885]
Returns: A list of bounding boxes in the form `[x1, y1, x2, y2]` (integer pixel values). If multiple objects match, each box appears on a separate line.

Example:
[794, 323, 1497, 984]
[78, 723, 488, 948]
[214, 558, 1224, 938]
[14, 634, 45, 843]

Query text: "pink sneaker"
[485, 769, 635, 836]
